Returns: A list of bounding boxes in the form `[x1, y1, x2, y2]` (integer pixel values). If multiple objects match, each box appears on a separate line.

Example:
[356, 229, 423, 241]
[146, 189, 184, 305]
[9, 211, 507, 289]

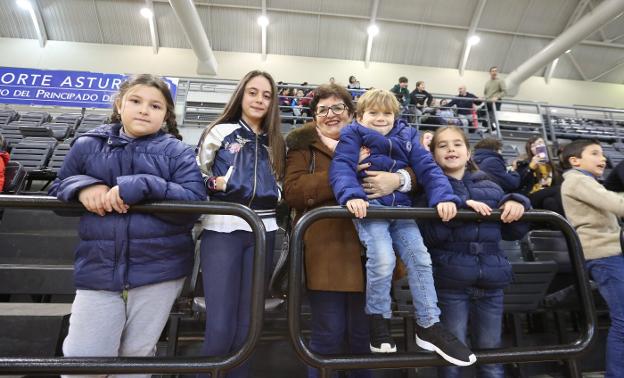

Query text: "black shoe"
[368, 314, 397, 353]
[415, 322, 476, 366]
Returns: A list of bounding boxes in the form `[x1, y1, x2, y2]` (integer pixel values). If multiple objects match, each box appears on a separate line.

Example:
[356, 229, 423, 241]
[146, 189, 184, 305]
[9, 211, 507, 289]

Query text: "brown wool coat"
[284, 123, 365, 292]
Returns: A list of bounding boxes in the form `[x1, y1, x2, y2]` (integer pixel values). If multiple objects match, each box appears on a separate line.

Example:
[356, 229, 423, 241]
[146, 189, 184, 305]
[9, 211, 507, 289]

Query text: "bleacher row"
[0, 110, 108, 192]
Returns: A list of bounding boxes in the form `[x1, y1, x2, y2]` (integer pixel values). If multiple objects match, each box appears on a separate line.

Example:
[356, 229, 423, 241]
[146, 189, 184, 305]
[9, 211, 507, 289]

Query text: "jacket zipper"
[389, 139, 396, 206]
[248, 133, 259, 207]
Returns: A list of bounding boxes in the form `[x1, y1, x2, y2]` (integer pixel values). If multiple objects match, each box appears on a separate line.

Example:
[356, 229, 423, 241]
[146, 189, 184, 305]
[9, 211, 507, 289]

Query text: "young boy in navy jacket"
[329, 89, 475, 366]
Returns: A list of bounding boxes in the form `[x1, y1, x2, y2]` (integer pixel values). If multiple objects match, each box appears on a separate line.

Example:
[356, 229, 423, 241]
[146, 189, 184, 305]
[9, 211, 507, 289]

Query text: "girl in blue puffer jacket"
[196, 70, 285, 378]
[48, 74, 206, 371]
[424, 126, 530, 378]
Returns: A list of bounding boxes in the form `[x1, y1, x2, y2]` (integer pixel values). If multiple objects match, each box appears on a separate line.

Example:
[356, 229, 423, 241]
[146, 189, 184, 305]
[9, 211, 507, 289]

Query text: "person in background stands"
[390, 76, 410, 109]
[329, 77, 336, 85]
[420, 130, 434, 152]
[348, 76, 361, 89]
[409, 81, 433, 117]
[484, 66, 506, 129]
[473, 138, 521, 193]
[447, 85, 481, 128]
[0, 134, 8, 192]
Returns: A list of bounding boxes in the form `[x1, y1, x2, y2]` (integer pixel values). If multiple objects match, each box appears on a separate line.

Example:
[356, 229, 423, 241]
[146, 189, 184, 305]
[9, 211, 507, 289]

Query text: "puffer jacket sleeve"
[117, 146, 206, 204]
[329, 125, 367, 205]
[284, 148, 335, 211]
[498, 192, 531, 241]
[479, 154, 520, 192]
[197, 124, 233, 184]
[407, 129, 460, 207]
[48, 138, 106, 201]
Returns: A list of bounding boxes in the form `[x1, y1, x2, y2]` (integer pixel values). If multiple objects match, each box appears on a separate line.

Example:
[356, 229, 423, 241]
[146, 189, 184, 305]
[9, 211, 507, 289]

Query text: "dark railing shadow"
[287, 207, 596, 378]
[0, 194, 266, 377]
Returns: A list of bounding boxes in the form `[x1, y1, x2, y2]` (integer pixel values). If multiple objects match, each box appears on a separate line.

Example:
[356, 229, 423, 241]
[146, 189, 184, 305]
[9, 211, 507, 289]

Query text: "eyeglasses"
[315, 103, 347, 117]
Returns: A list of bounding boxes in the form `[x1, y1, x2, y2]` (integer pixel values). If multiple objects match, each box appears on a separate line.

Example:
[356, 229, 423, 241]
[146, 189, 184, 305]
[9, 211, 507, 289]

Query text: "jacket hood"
[0, 151, 9, 165]
[286, 122, 319, 150]
[473, 149, 500, 164]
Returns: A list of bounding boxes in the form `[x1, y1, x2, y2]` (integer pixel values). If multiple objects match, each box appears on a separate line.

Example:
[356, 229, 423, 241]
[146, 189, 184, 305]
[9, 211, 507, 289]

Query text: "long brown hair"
[198, 70, 285, 179]
[110, 74, 181, 139]
[430, 126, 479, 172]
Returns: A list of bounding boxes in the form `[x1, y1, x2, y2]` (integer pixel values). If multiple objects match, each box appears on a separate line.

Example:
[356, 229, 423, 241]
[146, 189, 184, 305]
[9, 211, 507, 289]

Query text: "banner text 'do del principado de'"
[0, 67, 177, 109]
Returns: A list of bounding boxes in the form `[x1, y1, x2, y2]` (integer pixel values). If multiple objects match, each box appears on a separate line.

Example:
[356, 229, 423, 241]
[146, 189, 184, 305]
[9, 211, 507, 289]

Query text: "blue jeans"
[354, 215, 440, 327]
[586, 254, 624, 378]
[199, 230, 275, 378]
[437, 287, 504, 378]
[307, 290, 371, 378]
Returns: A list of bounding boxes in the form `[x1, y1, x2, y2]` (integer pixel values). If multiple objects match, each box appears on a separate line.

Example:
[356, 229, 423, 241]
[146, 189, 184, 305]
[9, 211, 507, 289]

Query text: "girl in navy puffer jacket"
[196, 70, 285, 378]
[48, 75, 206, 371]
[423, 126, 530, 378]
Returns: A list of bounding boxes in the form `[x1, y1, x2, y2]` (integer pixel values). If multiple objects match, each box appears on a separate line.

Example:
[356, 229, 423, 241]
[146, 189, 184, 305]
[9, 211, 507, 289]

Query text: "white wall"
[1, 37, 623, 109]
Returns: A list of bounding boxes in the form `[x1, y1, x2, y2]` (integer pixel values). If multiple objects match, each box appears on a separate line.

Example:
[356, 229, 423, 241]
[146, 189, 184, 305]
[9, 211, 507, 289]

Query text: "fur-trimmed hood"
[285, 122, 318, 151]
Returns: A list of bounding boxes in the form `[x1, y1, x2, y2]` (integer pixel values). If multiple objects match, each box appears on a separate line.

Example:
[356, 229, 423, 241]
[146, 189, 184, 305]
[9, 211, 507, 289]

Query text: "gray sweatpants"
[62, 278, 185, 378]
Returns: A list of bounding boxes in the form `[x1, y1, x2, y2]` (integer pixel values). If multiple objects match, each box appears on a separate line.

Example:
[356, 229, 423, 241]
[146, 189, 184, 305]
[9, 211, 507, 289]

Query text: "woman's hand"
[466, 200, 492, 216]
[362, 171, 401, 199]
[500, 200, 525, 223]
[346, 198, 369, 219]
[356, 147, 371, 172]
[529, 154, 545, 170]
[436, 201, 457, 222]
[78, 184, 110, 216]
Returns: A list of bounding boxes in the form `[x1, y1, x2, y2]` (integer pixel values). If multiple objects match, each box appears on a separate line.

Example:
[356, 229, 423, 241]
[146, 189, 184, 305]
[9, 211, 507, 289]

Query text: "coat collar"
[286, 122, 333, 157]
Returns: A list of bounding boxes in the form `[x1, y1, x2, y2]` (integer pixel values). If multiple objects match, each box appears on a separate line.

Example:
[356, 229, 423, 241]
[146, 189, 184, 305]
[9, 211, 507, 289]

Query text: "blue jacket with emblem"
[48, 123, 206, 291]
[197, 120, 281, 215]
[329, 119, 459, 207]
[418, 171, 530, 290]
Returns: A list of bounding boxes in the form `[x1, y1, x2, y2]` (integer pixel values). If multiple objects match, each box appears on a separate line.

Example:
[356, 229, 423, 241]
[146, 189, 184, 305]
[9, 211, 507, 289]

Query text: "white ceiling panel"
[597, 64, 624, 84]
[38, 0, 101, 43]
[479, 0, 530, 32]
[517, 0, 576, 36]
[371, 22, 464, 68]
[268, 0, 321, 13]
[0, 2, 38, 39]
[572, 45, 624, 79]
[377, 0, 475, 27]
[267, 12, 318, 56]
[500, 36, 549, 73]
[465, 32, 514, 73]
[320, 0, 371, 18]
[204, 0, 262, 6]
[204, 7, 261, 53]
[155, 2, 190, 48]
[96, 0, 151, 46]
[316, 16, 367, 61]
[552, 54, 584, 81]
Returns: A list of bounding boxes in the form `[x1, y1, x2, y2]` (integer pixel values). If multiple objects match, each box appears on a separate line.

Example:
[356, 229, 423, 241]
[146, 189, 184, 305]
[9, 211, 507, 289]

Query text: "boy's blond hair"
[356, 89, 401, 118]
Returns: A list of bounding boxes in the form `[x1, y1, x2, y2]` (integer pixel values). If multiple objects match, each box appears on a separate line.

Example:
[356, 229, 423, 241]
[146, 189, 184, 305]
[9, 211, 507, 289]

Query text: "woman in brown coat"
[284, 84, 414, 378]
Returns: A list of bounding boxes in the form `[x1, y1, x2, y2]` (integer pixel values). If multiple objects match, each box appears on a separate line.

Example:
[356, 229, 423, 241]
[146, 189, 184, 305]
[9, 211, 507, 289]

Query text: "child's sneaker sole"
[415, 335, 477, 366]
[370, 343, 397, 353]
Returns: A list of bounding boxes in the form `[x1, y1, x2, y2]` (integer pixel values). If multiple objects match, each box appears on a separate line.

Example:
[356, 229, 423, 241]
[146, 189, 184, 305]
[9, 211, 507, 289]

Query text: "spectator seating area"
[0, 110, 108, 192]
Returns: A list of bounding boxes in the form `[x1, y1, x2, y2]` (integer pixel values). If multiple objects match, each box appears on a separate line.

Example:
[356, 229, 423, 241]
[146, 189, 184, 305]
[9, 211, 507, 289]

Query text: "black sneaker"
[415, 322, 476, 366]
[368, 314, 397, 353]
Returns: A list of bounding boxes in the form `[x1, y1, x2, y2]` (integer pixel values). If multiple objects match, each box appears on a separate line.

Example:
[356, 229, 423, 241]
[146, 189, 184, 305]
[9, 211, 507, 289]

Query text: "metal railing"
[287, 207, 596, 378]
[0, 195, 267, 377]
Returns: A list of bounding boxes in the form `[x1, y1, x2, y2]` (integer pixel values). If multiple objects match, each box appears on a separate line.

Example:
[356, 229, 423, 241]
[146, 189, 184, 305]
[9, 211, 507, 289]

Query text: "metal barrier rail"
[0, 195, 267, 377]
[288, 207, 596, 378]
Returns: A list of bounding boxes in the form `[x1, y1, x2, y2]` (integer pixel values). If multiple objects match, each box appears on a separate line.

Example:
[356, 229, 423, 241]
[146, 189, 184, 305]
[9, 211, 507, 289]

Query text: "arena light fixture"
[467, 35, 481, 46]
[257, 15, 269, 27]
[565, 49, 572, 54]
[16, 0, 32, 10]
[140, 7, 153, 19]
[367, 24, 379, 37]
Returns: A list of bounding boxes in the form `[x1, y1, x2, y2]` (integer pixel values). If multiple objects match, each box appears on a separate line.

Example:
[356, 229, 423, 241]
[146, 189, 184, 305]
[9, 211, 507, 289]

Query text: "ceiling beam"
[505, 0, 624, 95]
[501, 0, 533, 73]
[364, 0, 380, 68]
[458, 0, 487, 76]
[157, 1, 624, 50]
[589, 57, 624, 81]
[588, 0, 609, 41]
[93, 0, 104, 43]
[169, 0, 218, 75]
[260, 0, 267, 61]
[20, 0, 48, 47]
[145, 0, 159, 54]
[567, 53, 588, 80]
[544, 0, 591, 83]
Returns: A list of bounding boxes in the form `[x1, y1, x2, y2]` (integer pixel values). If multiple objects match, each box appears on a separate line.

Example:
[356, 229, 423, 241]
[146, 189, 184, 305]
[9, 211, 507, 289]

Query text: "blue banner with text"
[0, 67, 177, 109]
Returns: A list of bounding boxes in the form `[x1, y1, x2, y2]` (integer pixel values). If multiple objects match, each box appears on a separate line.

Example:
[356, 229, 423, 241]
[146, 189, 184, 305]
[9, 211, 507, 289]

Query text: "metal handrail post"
[288, 207, 595, 375]
[0, 195, 267, 376]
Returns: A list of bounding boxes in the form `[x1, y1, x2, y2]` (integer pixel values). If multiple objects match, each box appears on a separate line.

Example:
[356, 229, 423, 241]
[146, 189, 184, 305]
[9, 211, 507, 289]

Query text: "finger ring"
[368, 183, 372, 189]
